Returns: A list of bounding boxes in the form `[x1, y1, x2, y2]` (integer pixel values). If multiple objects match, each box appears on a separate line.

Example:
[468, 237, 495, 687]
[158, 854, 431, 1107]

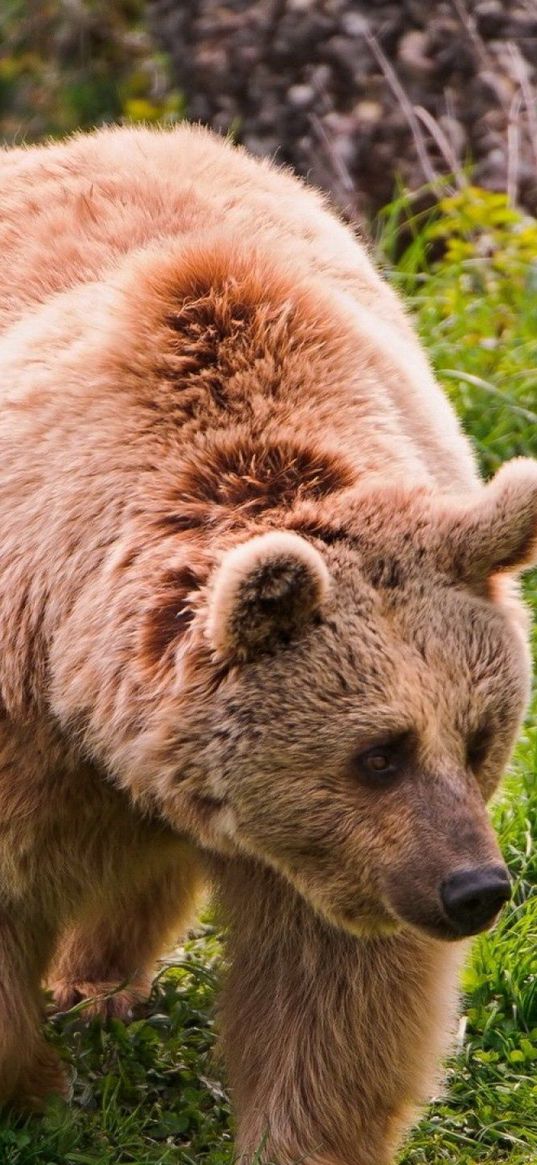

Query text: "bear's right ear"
[206, 532, 330, 661]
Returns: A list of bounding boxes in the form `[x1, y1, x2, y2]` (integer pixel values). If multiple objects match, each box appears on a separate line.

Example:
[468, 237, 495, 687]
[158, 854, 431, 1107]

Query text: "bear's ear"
[206, 532, 330, 660]
[441, 458, 537, 583]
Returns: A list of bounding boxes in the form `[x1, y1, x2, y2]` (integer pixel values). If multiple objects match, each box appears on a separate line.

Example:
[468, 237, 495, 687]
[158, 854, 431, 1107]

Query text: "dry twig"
[364, 30, 439, 190]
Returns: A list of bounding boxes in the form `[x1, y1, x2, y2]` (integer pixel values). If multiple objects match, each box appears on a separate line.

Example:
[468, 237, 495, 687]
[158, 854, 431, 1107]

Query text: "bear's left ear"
[440, 458, 537, 583]
[206, 532, 330, 661]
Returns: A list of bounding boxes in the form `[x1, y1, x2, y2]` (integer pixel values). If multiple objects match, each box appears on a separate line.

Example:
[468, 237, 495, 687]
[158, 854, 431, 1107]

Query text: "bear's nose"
[441, 865, 511, 936]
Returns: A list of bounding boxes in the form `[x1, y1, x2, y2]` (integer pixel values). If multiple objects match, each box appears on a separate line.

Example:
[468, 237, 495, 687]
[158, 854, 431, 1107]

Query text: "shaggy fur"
[0, 124, 536, 1163]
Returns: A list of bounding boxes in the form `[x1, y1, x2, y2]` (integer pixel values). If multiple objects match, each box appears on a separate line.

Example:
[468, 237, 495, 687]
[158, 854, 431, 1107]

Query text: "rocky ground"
[147, 0, 537, 219]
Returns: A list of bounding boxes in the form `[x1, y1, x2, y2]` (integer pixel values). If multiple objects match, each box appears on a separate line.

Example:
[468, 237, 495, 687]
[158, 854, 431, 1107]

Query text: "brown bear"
[0, 124, 536, 1165]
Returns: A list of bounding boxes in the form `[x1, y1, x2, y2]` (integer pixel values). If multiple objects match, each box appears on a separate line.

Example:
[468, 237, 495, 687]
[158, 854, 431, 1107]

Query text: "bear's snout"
[440, 864, 511, 936]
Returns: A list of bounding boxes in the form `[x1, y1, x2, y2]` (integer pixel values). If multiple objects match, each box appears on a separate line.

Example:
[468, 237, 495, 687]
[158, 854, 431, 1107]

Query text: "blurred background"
[2, 0, 536, 221]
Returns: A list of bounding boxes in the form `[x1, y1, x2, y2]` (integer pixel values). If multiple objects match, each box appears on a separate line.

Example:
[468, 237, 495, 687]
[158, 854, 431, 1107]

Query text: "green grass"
[0, 931, 232, 1165]
[399, 713, 537, 1165]
[378, 185, 537, 475]
[3, 187, 537, 1163]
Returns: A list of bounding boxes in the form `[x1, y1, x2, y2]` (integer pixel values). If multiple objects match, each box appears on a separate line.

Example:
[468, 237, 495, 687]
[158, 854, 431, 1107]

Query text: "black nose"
[441, 865, 511, 936]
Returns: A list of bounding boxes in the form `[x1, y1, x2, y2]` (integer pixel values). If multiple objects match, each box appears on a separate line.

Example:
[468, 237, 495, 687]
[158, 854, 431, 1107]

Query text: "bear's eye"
[363, 752, 393, 774]
[467, 724, 493, 771]
[350, 733, 411, 785]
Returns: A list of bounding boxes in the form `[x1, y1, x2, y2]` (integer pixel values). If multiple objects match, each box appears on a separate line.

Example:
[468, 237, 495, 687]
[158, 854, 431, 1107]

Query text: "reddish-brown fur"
[0, 125, 536, 1162]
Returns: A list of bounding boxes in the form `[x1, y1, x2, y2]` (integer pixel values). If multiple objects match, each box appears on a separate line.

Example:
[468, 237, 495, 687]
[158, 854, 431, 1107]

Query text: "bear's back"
[0, 125, 479, 500]
[0, 125, 409, 338]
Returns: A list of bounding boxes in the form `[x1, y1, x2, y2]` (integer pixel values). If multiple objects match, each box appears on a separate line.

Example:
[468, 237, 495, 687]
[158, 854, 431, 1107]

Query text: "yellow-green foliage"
[430, 188, 537, 270]
[0, 0, 184, 142]
[381, 185, 537, 474]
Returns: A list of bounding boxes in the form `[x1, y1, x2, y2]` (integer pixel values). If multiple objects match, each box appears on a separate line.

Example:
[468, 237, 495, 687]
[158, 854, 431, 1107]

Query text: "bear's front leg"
[0, 912, 68, 1110]
[216, 858, 465, 1165]
[49, 837, 204, 1021]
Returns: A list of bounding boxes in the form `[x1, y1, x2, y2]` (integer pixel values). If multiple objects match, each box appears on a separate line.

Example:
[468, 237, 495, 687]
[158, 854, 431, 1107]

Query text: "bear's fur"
[0, 124, 536, 1164]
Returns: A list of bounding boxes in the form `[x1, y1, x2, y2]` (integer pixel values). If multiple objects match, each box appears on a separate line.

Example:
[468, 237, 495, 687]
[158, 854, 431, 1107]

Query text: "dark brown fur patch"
[161, 277, 271, 413]
[141, 566, 202, 668]
[368, 557, 404, 590]
[157, 438, 355, 536]
[287, 515, 350, 546]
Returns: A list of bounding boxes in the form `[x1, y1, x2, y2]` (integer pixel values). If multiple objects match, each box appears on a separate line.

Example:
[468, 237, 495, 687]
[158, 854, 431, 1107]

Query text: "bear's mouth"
[382, 865, 511, 942]
[335, 903, 503, 943]
[337, 906, 401, 939]
[394, 906, 504, 944]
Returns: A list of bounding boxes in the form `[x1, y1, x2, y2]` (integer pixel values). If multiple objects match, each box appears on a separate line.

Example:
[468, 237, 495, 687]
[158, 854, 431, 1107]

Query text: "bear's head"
[130, 459, 537, 943]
